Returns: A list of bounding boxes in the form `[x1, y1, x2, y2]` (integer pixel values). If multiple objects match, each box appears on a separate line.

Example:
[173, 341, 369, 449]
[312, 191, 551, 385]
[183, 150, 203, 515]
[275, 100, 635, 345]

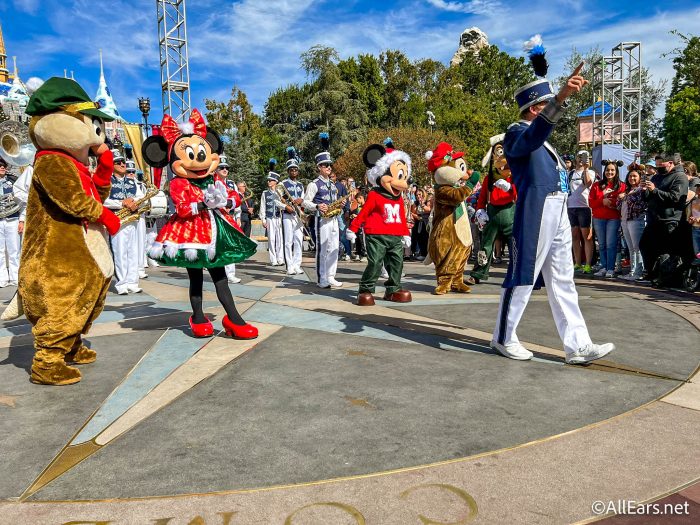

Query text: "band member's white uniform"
[260, 171, 285, 266]
[0, 162, 21, 287]
[303, 147, 343, 288]
[104, 153, 143, 295]
[281, 162, 305, 275]
[130, 167, 148, 279]
[493, 73, 614, 364]
[13, 165, 33, 247]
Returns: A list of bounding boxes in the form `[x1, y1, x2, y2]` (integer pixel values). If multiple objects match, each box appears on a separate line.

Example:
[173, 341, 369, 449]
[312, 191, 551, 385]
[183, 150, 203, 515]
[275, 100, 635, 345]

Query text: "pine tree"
[664, 32, 700, 160]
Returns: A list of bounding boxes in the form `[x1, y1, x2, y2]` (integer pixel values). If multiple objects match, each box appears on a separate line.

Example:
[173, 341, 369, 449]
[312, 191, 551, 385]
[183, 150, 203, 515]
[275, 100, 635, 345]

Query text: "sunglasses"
[115, 160, 126, 165]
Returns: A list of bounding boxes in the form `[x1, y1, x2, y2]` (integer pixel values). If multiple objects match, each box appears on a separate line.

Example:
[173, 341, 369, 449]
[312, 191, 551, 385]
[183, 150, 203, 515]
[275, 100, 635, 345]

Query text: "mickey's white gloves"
[402, 235, 412, 248]
[345, 230, 357, 243]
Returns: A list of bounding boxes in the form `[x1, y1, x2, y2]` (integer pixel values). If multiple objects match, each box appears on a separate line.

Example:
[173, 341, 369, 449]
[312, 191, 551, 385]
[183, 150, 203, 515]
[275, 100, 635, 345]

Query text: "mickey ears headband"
[602, 159, 625, 167]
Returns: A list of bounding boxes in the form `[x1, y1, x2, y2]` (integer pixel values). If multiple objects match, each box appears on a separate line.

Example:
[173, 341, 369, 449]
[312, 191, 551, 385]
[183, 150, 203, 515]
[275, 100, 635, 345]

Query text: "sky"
[1, 0, 699, 125]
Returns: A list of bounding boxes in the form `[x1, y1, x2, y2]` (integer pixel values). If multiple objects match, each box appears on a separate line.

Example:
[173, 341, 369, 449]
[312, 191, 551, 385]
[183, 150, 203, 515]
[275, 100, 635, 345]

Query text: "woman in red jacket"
[589, 160, 626, 278]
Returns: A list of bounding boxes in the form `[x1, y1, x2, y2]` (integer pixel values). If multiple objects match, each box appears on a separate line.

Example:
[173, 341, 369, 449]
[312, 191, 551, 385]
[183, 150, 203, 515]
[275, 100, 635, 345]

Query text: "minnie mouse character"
[142, 109, 258, 339]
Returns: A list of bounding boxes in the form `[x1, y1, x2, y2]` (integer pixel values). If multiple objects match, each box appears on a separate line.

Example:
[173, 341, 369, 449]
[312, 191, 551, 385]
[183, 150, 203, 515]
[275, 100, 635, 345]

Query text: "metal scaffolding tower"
[156, 0, 191, 122]
[591, 42, 643, 152]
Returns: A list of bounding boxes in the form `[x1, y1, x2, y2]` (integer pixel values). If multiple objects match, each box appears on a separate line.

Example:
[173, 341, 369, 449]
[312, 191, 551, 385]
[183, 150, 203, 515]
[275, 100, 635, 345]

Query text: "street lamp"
[426, 110, 436, 133]
[138, 97, 151, 136]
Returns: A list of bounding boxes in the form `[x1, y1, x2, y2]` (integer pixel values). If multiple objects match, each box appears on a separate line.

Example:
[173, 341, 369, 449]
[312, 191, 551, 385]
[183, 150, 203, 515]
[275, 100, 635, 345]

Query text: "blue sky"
[2, 0, 699, 124]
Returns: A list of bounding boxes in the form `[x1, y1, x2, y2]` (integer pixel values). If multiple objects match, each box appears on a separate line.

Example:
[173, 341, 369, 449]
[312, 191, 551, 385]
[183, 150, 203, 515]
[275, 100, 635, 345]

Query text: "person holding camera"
[638, 153, 689, 281]
[567, 151, 595, 274]
[589, 161, 626, 278]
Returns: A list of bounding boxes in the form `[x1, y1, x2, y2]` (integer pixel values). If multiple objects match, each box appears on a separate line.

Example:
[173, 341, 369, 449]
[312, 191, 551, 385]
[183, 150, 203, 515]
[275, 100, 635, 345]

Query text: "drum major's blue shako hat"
[515, 79, 555, 112]
[515, 34, 555, 112]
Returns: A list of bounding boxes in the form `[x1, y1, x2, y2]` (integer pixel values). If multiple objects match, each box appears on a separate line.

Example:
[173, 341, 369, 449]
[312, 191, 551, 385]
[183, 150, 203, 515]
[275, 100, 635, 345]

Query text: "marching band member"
[492, 48, 614, 364]
[127, 162, 149, 279]
[217, 155, 241, 284]
[104, 149, 142, 294]
[0, 158, 21, 287]
[281, 146, 305, 275]
[13, 163, 33, 244]
[303, 133, 343, 288]
[260, 160, 285, 267]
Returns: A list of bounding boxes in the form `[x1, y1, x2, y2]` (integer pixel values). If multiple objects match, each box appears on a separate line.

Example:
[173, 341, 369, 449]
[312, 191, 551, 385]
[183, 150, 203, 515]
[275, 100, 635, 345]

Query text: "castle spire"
[0, 19, 10, 83]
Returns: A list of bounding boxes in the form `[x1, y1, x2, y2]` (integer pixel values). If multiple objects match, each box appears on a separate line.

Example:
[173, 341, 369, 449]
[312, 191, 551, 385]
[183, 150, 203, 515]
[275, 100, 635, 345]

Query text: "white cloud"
[426, 0, 499, 14]
[5, 0, 695, 124]
[12, 0, 40, 15]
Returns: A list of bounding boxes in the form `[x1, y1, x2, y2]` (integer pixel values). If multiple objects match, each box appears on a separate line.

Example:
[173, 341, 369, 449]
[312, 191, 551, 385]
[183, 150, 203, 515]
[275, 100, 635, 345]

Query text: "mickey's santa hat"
[363, 142, 412, 187]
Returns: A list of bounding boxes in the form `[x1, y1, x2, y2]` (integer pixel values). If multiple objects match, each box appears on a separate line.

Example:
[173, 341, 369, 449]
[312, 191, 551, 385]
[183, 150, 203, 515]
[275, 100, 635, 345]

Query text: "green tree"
[204, 86, 267, 196]
[334, 127, 468, 189]
[664, 33, 700, 160]
[338, 54, 387, 126]
[292, 45, 370, 178]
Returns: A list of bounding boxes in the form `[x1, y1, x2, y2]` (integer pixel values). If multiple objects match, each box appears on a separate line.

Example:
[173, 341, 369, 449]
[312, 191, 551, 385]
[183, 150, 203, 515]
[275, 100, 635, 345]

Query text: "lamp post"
[138, 97, 152, 185]
[138, 97, 151, 136]
[426, 110, 436, 134]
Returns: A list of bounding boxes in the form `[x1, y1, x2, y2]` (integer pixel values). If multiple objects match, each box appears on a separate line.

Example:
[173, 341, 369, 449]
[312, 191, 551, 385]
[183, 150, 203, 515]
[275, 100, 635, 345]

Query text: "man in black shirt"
[639, 154, 689, 280]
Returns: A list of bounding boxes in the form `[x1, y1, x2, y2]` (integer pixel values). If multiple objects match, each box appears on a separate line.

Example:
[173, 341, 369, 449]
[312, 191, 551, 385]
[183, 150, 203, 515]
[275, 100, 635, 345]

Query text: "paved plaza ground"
[1, 252, 699, 524]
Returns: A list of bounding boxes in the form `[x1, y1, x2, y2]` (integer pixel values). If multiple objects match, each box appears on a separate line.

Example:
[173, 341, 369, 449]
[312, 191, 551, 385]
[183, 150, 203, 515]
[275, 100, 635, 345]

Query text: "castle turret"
[0, 20, 10, 83]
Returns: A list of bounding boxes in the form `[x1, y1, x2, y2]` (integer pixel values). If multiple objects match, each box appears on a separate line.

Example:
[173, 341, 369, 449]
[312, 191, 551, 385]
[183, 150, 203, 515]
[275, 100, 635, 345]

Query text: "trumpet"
[115, 184, 162, 226]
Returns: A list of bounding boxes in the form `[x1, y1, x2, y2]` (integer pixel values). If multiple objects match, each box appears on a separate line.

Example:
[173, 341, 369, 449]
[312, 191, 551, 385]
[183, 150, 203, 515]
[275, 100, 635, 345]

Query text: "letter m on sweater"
[383, 203, 402, 223]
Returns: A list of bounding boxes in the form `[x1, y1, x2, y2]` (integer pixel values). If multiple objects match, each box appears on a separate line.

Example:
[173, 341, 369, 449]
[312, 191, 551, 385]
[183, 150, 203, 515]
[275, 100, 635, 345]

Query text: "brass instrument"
[275, 183, 306, 221]
[0, 193, 21, 219]
[115, 184, 162, 226]
[0, 120, 36, 167]
[320, 194, 349, 218]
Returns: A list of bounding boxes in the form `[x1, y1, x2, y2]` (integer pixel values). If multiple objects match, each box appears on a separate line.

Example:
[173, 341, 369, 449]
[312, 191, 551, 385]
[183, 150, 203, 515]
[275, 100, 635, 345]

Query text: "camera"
[578, 151, 589, 164]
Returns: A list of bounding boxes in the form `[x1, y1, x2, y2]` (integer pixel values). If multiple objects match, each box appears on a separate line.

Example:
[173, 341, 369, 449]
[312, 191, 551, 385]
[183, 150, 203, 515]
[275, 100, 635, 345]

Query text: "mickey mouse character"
[346, 143, 412, 306]
[142, 109, 258, 339]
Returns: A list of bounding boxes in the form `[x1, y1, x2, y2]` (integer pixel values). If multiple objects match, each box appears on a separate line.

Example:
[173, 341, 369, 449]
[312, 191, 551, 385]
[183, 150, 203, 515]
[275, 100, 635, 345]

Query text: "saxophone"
[115, 184, 162, 226]
[321, 194, 349, 218]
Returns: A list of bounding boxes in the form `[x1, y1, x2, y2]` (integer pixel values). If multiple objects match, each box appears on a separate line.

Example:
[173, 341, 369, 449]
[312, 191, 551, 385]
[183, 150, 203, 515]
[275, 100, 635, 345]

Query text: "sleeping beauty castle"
[0, 18, 149, 177]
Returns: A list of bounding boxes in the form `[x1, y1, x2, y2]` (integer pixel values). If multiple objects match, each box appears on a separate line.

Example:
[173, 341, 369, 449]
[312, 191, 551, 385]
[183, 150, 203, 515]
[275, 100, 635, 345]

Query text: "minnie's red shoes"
[222, 315, 258, 339]
[189, 316, 214, 338]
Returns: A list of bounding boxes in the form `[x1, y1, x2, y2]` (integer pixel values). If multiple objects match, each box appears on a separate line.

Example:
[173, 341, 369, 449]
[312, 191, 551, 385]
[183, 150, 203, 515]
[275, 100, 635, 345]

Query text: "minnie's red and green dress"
[148, 174, 257, 268]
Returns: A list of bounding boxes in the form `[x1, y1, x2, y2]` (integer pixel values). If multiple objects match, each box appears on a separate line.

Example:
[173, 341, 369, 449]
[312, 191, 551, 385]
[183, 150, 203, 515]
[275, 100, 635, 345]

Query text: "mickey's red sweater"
[349, 189, 410, 236]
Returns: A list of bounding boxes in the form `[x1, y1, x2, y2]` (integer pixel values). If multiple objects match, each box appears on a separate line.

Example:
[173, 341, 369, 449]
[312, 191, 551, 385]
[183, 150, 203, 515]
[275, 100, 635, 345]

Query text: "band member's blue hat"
[515, 79, 555, 112]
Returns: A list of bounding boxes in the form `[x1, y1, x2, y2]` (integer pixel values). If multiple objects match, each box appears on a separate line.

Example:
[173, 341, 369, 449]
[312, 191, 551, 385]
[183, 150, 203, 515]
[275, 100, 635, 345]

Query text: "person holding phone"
[567, 151, 595, 274]
[639, 153, 689, 281]
[589, 160, 626, 278]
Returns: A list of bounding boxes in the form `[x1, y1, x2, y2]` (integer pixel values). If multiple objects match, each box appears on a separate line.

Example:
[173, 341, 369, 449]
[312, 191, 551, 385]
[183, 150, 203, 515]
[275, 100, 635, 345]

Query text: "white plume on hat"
[522, 34, 543, 53]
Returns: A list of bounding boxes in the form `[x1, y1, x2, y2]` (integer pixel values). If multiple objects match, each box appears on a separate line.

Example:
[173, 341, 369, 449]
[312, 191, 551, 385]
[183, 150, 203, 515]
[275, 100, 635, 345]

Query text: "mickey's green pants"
[359, 234, 404, 294]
